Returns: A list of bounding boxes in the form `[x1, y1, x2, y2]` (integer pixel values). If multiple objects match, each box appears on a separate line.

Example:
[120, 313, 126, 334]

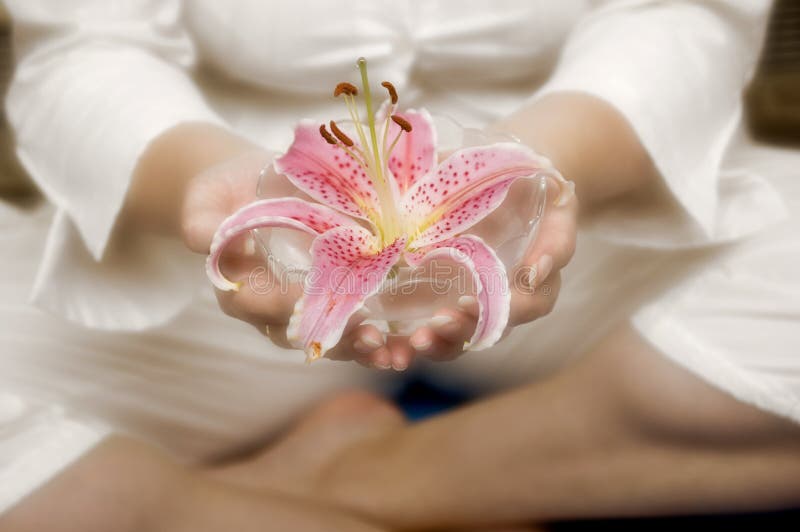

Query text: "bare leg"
[210, 391, 546, 532]
[310, 325, 800, 530]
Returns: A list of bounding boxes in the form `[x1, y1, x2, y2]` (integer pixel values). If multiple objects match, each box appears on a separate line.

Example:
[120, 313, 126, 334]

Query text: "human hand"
[184, 146, 575, 366]
[348, 175, 578, 370]
[182, 150, 380, 357]
[182, 150, 301, 347]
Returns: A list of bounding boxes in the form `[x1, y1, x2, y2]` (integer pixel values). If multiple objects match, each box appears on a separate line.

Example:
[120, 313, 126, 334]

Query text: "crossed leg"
[209, 324, 800, 531]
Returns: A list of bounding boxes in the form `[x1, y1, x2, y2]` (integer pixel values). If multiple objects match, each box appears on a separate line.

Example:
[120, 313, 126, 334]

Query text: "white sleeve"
[5, 0, 228, 330]
[535, 0, 787, 248]
[0, 392, 110, 514]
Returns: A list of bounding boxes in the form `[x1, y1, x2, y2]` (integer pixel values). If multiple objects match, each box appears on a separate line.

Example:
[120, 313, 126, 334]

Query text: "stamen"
[329, 120, 354, 147]
[322, 122, 368, 168]
[334, 82, 358, 97]
[390, 115, 413, 132]
[342, 94, 371, 166]
[381, 81, 398, 104]
[387, 130, 403, 157]
[319, 124, 337, 145]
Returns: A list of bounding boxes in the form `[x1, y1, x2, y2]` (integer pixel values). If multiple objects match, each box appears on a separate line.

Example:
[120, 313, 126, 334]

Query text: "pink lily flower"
[207, 58, 566, 361]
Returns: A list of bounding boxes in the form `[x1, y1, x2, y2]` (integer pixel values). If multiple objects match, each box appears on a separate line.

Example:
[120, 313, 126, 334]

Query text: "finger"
[509, 271, 561, 326]
[422, 296, 477, 360]
[386, 335, 415, 371]
[519, 176, 578, 282]
[410, 326, 467, 361]
[325, 323, 384, 362]
[427, 308, 476, 345]
[456, 295, 479, 318]
[182, 150, 277, 254]
[260, 323, 294, 349]
[365, 345, 393, 370]
[408, 307, 476, 362]
[214, 254, 301, 325]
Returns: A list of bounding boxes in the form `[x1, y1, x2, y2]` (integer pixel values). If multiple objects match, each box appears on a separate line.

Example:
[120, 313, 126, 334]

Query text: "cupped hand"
[349, 175, 578, 370]
[183, 149, 576, 368]
[182, 150, 294, 346]
[182, 150, 373, 354]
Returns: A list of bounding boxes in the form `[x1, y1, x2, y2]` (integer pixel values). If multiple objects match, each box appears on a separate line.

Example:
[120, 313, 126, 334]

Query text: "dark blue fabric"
[392, 374, 475, 421]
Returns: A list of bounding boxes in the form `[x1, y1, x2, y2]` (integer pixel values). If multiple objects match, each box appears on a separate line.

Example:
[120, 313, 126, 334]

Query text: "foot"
[208, 390, 405, 495]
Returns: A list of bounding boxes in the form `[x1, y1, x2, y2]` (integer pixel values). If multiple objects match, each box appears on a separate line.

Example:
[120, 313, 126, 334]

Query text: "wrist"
[491, 92, 657, 213]
[121, 122, 258, 238]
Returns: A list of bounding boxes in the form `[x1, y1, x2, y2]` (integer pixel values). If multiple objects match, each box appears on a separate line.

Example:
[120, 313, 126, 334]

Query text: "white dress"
[2, 0, 799, 512]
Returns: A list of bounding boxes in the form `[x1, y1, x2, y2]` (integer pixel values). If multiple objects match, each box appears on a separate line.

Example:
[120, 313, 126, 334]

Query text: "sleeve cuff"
[529, 1, 784, 249]
[31, 209, 208, 331]
[8, 45, 229, 262]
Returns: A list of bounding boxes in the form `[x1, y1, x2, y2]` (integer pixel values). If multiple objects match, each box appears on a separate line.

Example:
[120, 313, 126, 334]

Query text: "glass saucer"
[254, 114, 549, 335]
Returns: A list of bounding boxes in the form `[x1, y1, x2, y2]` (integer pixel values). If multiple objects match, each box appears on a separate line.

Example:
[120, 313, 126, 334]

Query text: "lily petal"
[206, 198, 359, 292]
[274, 119, 382, 222]
[406, 235, 509, 351]
[287, 226, 405, 360]
[403, 143, 552, 248]
[386, 108, 437, 195]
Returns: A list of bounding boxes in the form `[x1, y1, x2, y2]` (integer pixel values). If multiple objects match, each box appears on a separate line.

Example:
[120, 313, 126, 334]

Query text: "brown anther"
[329, 120, 354, 147]
[333, 82, 358, 97]
[391, 114, 413, 132]
[381, 81, 398, 104]
[319, 124, 337, 145]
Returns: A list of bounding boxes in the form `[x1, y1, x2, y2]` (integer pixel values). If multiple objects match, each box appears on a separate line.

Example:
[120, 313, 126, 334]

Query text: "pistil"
[356, 58, 401, 245]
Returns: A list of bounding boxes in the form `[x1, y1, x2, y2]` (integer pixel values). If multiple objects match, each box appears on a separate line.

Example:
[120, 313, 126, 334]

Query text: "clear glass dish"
[254, 114, 548, 335]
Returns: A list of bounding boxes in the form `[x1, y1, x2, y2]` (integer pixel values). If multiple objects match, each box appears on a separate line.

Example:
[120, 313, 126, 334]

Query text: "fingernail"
[457, 295, 477, 309]
[361, 335, 383, 349]
[555, 179, 575, 207]
[537, 254, 554, 283]
[410, 335, 432, 352]
[373, 361, 392, 370]
[392, 359, 408, 371]
[353, 340, 373, 354]
[428, 315, 455, 328]
[526, 264, 538, 288]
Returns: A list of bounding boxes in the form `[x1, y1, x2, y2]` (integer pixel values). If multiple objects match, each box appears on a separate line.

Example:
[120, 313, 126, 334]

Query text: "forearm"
[120, 122, 258, 238]
[318, 327, 800, 530]
[0, 436, 384, 532]
[491, 92, 659, 212]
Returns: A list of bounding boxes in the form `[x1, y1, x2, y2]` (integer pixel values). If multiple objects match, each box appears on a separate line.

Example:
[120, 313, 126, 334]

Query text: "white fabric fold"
[5, 0, 227, 330]
[0, 392, 110, 514]
[534, 0, 784, 248]
[31, 208, 208, 331]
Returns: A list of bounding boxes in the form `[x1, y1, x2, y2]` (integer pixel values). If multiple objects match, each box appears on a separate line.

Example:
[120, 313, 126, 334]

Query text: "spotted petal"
[385, 108, 437, 195]
[274, 120, 382, 223]
[406, 235, 509, 350]
[287, 226, 405, 360]
[206, 198, 358, 291]
[403, 143, 553, 248]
